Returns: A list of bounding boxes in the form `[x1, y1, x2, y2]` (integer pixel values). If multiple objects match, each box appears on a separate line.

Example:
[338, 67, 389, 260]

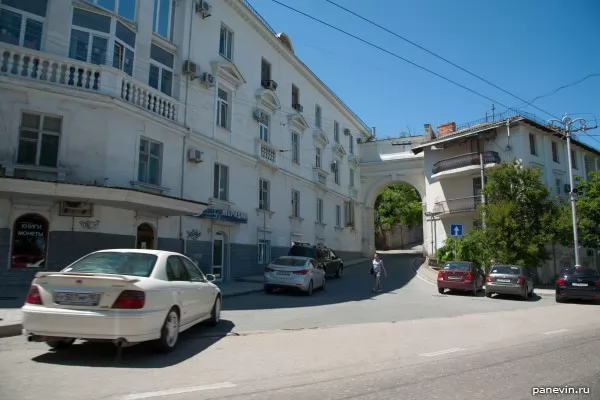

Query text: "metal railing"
[433, 196, 481, 215]
[432, 151, 500, 175]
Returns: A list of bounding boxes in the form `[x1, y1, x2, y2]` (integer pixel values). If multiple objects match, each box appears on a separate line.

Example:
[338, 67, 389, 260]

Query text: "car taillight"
[25, 284, 43, 305]
[437, 270, 443, 279]
[595, 280, 600, 288]
[465, 272, 473, 281]
[293, 269, 308, 275]
[112, 290, 145, 309]
[486, 275, 491, 283]
[516, 276, 525, 285]
[264, 267, 273, 273]
[557, 277, 566, 286]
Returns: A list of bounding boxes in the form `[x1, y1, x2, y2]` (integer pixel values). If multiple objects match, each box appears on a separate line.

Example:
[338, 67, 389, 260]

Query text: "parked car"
[437, 261, 484, 295]
[264, 256, 326, 295]
[21, 249, 221, 352]
[485, 264, 534, 300]
[288, 242, 344, 278]
[555, 267, 600, 303]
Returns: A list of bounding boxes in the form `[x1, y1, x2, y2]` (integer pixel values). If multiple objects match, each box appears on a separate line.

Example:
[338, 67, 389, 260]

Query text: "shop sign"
[194, 208, 248, 224]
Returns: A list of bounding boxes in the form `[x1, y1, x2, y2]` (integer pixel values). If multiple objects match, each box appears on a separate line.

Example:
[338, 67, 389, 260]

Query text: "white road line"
[119, 383, 237, 400]
[415, 272, 437, 286]
[420, 347, 465, 357]
[542, 329, 570, 335]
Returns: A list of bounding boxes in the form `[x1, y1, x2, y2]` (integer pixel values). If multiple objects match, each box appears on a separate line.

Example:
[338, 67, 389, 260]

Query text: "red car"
[437, 261, 484, 295]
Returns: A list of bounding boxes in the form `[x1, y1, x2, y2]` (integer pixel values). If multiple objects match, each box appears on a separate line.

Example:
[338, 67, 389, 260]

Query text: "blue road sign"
[450, 224, 463, 237]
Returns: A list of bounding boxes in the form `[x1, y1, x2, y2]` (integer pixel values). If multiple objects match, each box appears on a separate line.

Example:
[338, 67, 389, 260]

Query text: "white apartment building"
[0, 0, 372, 293]
[412, 113, 600, 283]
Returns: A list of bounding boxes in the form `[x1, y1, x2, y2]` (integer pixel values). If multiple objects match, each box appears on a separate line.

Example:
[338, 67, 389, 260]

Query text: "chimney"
[424, 123, 436, 141]
[437, 122, 456, 137]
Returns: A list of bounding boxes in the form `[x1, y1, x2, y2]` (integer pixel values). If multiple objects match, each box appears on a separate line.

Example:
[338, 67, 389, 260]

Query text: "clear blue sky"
[248, 0, 600, 147]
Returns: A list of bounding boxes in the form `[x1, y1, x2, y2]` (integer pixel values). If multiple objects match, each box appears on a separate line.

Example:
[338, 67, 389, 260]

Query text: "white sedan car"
[21, 249, 221, 352]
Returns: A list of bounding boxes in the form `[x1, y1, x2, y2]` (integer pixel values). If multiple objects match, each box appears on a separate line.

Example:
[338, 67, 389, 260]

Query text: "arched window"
[136, 223, 155, 250]
[11, 214, 49, 269]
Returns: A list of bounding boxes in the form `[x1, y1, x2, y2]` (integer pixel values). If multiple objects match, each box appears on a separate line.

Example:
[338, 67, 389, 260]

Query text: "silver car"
[485, 264, 534, 300]
[264, 256, 326, 295]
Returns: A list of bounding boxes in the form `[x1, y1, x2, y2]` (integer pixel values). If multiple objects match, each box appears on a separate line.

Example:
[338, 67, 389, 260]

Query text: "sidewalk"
[412, 259, 556, 297]
[0, 257, 370, 339]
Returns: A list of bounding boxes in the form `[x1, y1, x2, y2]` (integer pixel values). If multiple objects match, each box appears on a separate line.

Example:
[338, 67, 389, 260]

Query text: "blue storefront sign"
[194, 208, 248, 224]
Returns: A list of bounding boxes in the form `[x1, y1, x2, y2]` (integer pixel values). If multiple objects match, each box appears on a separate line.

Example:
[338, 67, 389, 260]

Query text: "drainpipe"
[479, 141, 486, 228]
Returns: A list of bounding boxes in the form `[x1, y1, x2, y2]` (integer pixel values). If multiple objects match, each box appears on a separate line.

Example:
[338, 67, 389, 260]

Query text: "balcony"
[313, 168, 327, 186]
[432, 151, 500, 179]
[433, 196, 481, 217]
[255, 139, 277, 167]
[1, 43, 179, 123]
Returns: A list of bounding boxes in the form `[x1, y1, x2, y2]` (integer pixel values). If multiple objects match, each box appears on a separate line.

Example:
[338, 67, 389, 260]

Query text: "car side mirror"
[206, 274, 216, 282]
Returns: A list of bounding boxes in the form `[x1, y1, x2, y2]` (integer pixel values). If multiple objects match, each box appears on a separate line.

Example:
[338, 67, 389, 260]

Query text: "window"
[344, 200, 355, 227]
[149, 43, 174, 96]
[152, 0, 175, 40]
[69, 8, 137, 76]
[315, 104, 322, 129]
[258, 111, 269, 141]
[213, 163, 229, 201]
[258, 239, 271, 264]
[292, 84, 299, 106]
[259, 178, 270, 210]
[216, 87, 231, 129]
[219, 24, 233, 60]
[261, 58, 271, 83]
[315, 147, 322, 168]
[291, 132, 300, 164]
[551, 142, 559, 163]
[166, 256, 189, 281]
[349, 168, 355, 187]
[87, 0, 136, 21]
[349, 135, 354, 154]
[529, 133, 536, 156]
[17, 112, 61, 167]
[10, 213, 48, 269]
[292, 190, 300, 218]
[334, 121, 339, 143]
[0, 0, 47, 50]
[571, 150, 578, 169]
[316, 198, 323, 223]
[138, 137, 162, 185]
[335, 205, 341, 227]
[65, 251, 157, 277]
[334, 162, 340, 185]
[555, 178, 561, 196]
[180, 256, 206, 281]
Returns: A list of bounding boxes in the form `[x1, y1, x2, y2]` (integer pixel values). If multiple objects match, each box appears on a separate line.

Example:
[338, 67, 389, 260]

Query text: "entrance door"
[136, 223, 155, 249]
[212, 233, 224, 280]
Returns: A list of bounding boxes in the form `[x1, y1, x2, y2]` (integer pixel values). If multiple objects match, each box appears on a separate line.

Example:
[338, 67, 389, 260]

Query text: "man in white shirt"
[372, 253, 387, 292]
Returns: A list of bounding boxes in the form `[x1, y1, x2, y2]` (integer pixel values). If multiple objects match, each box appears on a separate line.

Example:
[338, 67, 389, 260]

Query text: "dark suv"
[288, 242, 344, 278]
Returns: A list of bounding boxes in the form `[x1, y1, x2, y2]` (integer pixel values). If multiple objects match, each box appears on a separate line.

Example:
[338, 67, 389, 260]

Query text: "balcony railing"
[433, 196, 482, 215]
[1, 43, 178, 122]
[255, 139, 277, 165]
[432, 151, 500, 175]
[313, 169, 327, 186]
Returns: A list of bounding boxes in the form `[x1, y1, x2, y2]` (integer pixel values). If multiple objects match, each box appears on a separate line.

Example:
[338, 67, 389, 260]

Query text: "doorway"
[136, 223, 155, 249]
[212, 233, 224, 280]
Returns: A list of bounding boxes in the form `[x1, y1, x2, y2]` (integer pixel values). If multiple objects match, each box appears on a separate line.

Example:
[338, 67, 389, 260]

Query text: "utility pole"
[548, 114, 596, 267]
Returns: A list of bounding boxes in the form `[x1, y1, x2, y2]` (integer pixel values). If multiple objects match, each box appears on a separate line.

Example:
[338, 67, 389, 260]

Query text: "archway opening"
[11, 213, 49, 269]
[373, 183, 424, 251]
[136, 223, 155, 250]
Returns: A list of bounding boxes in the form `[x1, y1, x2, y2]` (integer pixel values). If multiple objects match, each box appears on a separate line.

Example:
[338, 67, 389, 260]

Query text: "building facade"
[412, 114, 600, 283]
[0, 0, 372, 296]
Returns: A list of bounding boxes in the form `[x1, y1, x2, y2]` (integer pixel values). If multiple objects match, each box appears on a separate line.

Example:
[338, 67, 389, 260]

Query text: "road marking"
[119, 383, 236, 400]
[542, 329, 570, 335]
[420, 347, 465, 357]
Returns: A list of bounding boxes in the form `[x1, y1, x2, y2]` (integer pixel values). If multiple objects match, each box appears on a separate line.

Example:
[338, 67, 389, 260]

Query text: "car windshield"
[443, 262, 470, 271]
[491, 265, 521, 275]
[62, 252, 158, 277]
[562, 268, 600, 278]
[288, 246, 314, 257]
[272, 257, 307, 267]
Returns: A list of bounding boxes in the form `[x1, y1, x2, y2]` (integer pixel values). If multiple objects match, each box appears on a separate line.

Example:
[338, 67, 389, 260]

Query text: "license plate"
[276, 271, 291, 276]
[497, 279, 511, 283]
[55, 292, 101, 306]
[448, 276, 461, 280]
[572, 283, 588, 287]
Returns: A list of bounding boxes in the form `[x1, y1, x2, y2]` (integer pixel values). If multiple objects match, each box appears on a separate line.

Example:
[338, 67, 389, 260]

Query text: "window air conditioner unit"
[261, 80, 278, 91]
[183, 60, 197, 77]
[201, 72, 215, 87]
[356, 138, 363, 144]
[253, 109, 267, 123]
[195, 0, 212, 18]
[59, 201, 94, 217]
[292, 103, 303, 113]
[343, 128, 351, 136]
[187, 148, 204, 163]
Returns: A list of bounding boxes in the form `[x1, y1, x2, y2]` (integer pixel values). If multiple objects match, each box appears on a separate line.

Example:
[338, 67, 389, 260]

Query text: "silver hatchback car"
[264, 256, 326, 295]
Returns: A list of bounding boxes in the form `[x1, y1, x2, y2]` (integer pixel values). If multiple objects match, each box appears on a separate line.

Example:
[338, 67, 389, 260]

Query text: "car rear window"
[491, 265, 521, 274]
[272, 257, 306, 267]
[443, 262, 470, 271]
[62, 252, 158, 277]
[288, 246, 314, 257]
[562, 268, 600, 278]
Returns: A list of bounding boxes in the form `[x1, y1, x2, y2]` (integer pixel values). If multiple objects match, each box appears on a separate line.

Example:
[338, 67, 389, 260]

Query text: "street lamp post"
[548, 114, 592, 268]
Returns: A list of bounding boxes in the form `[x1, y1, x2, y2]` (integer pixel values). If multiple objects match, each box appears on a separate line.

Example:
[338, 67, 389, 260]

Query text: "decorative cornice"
[288, 112, 309, 132]
[210, 59, 246, 88]
[255, 88, 281, 111]
[313, 129, 329, 146]
[333, 143, 347, 157]
[348, 154, 359, 168]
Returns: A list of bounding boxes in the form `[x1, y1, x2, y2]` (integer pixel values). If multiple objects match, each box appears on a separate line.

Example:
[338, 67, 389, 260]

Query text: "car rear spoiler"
[34, 272, 140, 283]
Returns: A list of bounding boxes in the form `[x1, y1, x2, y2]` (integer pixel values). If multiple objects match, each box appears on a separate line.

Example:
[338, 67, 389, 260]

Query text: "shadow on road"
[490, 293, 543, 302]
[223, 254, 425, 311]
[30, 319, 235, 368]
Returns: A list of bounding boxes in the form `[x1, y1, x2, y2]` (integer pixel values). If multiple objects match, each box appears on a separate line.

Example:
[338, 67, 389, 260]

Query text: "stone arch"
[364, 177, 426, 209]
[255, 88, 281, 111]
[136, 222, 156, 249]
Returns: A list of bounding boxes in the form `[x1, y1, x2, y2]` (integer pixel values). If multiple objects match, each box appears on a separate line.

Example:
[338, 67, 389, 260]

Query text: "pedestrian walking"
[371, 252, 387, 292]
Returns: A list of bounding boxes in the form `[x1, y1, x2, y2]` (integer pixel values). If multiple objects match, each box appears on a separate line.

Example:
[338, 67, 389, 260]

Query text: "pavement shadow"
[442, 290, 487, 298]
[223, 254, 425, 311]
[489, 293, 543, 302]
[30, 319, 235, 368]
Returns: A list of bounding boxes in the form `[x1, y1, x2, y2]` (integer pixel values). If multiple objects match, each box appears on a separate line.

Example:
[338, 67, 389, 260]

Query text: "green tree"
[574, 171, 600, 249]
[436, 228, 490, 268]
[374, 183, 422, 232]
